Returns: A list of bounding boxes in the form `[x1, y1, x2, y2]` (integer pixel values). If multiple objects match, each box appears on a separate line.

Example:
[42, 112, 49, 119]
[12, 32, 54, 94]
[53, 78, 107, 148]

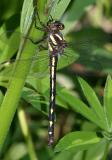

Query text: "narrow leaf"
[55, 131, 101, 152]
[86, 138, 108, 160]
[104, 75, 112, 131]
[78, 77, 106, 130]
[20, 0, 34, 34]
[51, 0, 71, 19]
[66, 0, 96, 21]
[63, 0, 96, 34]
[58, 89, 106, 130]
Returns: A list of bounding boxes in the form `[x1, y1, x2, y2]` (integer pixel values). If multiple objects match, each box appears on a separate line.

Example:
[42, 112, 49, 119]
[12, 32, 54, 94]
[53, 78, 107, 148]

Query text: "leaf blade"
[78, 77, 107, 130]
[58, 89, 106, 130]
[55, 131, 101, 152]
[51, 0, 72, 19]
[104, 75, 112, 131]
[20, 0, 34, 34]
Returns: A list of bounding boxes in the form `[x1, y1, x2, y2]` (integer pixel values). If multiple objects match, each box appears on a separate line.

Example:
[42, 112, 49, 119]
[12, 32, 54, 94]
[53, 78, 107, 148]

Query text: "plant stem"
[0, 37, 36, 150]
[18, 105, 38, 160]
[0, 0, 47, 151]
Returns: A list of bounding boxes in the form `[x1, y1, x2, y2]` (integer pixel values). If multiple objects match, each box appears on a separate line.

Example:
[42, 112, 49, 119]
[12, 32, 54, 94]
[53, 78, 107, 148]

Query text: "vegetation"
[0, 0, 112, 159]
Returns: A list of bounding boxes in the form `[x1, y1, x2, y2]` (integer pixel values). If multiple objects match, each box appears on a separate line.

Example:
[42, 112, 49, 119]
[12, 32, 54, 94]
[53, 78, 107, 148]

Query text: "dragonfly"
[44, 20, 67, 146]
[0, 11, 112, 146]
[0, 12, 78, 146]
[32, 14, 69, 146]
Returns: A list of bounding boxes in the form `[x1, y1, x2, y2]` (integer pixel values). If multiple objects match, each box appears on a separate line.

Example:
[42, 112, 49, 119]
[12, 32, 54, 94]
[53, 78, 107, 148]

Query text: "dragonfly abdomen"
[48, 55, 58, 146]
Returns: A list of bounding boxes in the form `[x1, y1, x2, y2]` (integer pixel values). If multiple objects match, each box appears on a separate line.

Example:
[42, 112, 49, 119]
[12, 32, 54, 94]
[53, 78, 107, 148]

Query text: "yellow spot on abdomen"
[50, 34, 57, 45]
[48, 43, 53, 52]
[55, 33, 63, 40]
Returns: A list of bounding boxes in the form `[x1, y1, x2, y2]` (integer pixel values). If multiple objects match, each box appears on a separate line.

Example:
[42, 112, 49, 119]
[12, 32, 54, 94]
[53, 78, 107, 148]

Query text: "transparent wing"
[0, 29, 79, 81]
[28, 46, 79, 79]
[67, 28, 112, 74]
[0, 47, 78, 80]
[0, 28, 112, 82]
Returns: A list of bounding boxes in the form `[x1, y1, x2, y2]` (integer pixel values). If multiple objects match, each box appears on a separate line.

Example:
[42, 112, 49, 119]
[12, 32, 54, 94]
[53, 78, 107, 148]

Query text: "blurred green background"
[0, 0, 112, 159]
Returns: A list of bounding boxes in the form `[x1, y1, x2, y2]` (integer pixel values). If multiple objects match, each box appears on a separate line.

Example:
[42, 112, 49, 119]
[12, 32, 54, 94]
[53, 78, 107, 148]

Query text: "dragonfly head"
[47, 21, 65, 32]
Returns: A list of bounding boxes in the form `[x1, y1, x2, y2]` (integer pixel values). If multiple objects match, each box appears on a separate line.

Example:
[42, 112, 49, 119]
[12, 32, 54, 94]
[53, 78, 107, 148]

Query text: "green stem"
[102, 140, 110, 160]
[0, 38, 36, 150]
[0, 0, 47, 151]
[18, 105, 38, 160]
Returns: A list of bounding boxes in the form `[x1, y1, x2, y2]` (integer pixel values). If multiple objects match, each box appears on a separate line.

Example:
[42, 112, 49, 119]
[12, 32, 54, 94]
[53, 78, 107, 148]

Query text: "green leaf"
[0, 0, 43, 149]
[63, 0, 96, 34]
[58, 89, 106, 130]
[78, 77, 106, 130]
[55, 131, 101, 152]
[51, 0, 72, 19]
[0, 91, 3, 106]
[4, 143, 27, 160]
[0, 0, 22, 20]
[104, 75, 112, 131]
[53, 150, 84, 160]
[0, 39, 36, 150]
[22, 87, 48, 115]
[85, 138, 107, 160]
[67, 0, 96, 21]
[20, 0, 34, 34]
[53, 150, 76, 160]
[72, 152, 84, 160]
[56, 95, 68, 109]
[0, 28, 20, 63]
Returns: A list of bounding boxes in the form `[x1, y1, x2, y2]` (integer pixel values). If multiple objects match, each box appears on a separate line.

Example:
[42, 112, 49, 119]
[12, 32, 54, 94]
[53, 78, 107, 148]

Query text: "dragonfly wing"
[28, 50, 50, 79]
[67, 29, 112, 73]
[57, 47, 79, 70]
[0, 28, 50, 80]
[1, 27, 111, 81]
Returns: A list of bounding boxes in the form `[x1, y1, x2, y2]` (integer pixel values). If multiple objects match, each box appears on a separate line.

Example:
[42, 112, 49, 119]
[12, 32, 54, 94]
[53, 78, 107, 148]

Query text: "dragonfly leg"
[48, 15, 54, 23]
[33, 8, 46, 31]
[34, 17, 45, 31]
[47, 15, 54, 26]
[38, 44, 47, 50]
[28, 37, 45, 44]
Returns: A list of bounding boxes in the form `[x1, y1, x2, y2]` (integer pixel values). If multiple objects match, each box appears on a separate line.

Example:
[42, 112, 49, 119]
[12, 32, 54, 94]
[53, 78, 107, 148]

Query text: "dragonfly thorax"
[48, 32, 67, 56]
[47, 21, 67, 56]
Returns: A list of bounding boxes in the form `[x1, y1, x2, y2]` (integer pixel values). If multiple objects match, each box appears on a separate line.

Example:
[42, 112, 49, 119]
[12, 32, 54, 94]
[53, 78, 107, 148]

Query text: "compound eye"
[60, 24, 64, 30]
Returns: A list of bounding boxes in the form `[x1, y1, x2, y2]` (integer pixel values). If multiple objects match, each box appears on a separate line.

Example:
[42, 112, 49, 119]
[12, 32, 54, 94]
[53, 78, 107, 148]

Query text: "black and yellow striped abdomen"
[48, 55, 58, 146]
[48, 31, 66, 145]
